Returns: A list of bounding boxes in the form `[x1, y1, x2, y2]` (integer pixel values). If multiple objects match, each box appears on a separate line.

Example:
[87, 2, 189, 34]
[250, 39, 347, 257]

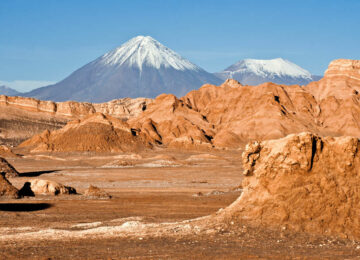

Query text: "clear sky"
[0, 0, 359, 91]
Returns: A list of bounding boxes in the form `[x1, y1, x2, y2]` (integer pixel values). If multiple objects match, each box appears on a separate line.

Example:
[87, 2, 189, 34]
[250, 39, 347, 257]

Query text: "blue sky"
[0, 0, 359, 91]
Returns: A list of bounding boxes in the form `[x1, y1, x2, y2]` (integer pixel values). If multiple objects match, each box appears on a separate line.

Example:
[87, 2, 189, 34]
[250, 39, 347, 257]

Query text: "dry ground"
[0, 148, 359, 259]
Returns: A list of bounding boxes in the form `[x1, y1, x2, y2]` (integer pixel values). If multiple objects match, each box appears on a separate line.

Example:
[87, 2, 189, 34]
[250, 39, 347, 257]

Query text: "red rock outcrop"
[129, 94, 215, 149]
[18, 59, 360, 150]
[0, 95, 152, 119]
[84, 185, 112, 199]
[0, 96, 152, 146]
[221, 132, 360, 239]
[19, 113, 153, 152]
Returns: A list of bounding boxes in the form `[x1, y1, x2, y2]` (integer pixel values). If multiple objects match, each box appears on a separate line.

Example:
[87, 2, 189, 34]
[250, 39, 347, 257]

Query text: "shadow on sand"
[0, 203, 52, 212]
[20, 170, 60, 177]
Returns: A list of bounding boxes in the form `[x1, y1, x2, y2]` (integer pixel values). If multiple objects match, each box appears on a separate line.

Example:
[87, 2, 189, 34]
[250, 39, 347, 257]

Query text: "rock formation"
[222, 132, 360, 239]
[131, 59, 360, 149]
[22, 179, 76, 195]
[0, 95, 151, 120]
[17, 59, 360, 151]
[19, 113, 153, 152]
[0, 95, 152, 146]
[0, 172, 19, 199]
[129, 94, 215, 149]
[0, 157, 19, 178]
[84, 185, 112, 199]
[0, 145, 18, 158]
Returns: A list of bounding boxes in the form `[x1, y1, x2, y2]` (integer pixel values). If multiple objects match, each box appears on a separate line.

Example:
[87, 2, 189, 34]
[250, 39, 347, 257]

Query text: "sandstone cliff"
[0, 95, 151, 119]
[0, 96, 152, 145]
[220, 132, 360, 239]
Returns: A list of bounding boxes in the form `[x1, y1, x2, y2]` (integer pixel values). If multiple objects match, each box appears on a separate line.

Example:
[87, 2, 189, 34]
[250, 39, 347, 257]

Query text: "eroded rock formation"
[84, 185, 112, 199]
[0, 96, 152, 145]
[17, 59, 360, 151]
[19, 113, 153, 152]
[223, 132, 360, 239]
[0, 95, 151, 119]
[21, 179, 76, 196]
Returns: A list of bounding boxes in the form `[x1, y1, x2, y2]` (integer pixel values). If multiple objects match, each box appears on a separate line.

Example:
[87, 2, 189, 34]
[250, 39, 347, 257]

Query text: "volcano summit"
[25, 36, 222, 102]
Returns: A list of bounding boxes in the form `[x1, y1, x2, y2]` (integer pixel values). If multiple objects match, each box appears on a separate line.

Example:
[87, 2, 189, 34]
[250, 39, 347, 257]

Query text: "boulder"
[23, 179, 76, 196]
[84, 185, 111, 199]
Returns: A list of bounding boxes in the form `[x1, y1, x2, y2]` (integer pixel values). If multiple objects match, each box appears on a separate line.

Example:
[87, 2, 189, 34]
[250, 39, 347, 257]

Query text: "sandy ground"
[1, 148, 360, 259]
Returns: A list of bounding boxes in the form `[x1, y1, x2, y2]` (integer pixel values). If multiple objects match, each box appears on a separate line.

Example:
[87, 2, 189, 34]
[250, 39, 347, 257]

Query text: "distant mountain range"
[0, 86, 21, 96]
[24, 36, 222, 102]
[215, 58, 321, 86]
[17, 36, 322, 102]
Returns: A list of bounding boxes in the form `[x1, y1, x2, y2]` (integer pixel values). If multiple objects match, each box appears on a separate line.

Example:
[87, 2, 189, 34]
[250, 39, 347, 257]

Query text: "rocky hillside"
[0, 95, 152, 145]
[15, 58, 360, 151]
[126, 59, 360, 149]
[19, 113, 153, 153]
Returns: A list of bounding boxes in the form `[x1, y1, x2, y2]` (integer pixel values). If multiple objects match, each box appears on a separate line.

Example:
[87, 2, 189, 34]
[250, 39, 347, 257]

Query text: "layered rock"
[19, 113, 153, 153]
[305, 59, 360, 100]
[0, 95, 152, 119]
[0, 95, 152, 146]
[222, 132, 360, 239]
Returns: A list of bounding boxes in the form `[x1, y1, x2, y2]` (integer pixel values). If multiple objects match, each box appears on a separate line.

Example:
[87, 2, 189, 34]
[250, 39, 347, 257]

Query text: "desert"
[0, 59, 360, 258]
[1, 1, 360, 258]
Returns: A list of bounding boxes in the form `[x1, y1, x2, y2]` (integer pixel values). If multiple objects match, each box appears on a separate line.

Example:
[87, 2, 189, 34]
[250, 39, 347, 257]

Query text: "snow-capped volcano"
[25, 36, 221, 102]
[100, 36, 199, 71]
[215, 58, 321, 86]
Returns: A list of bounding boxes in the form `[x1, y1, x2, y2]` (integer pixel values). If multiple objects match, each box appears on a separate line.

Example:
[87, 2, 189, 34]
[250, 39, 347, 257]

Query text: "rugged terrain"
[1, 59, 360, 258]
[17, 59, 360, 152]
[0, 95, 151, 145]
[1, 134, 360, 258]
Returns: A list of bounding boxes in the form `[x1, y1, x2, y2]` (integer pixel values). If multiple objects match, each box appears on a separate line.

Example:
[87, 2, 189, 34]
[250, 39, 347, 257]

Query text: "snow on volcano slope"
[25, 36, 222, 102]
[215, 58, 321, 86]
[100, 36, 199, 71]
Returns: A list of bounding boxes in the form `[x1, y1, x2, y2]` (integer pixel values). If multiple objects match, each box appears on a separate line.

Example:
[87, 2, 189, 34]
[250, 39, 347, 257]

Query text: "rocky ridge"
[16, 59, 360, 151]
[0, 95, 151, 120]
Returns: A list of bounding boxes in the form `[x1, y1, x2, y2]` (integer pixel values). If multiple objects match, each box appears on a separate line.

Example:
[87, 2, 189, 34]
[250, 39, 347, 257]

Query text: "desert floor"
[0, 148, 360, 259]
